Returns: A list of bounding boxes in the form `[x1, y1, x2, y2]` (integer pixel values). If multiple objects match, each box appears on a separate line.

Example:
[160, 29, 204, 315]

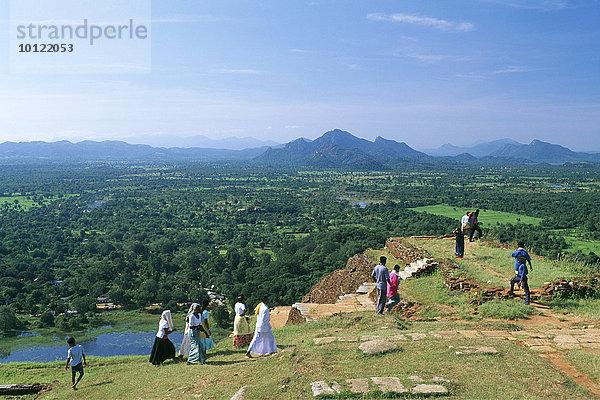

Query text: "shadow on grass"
[84, 380, 113, 388]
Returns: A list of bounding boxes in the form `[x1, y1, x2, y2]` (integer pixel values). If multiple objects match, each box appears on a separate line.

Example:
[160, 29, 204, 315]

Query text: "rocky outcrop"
[302, 252, 375, 304]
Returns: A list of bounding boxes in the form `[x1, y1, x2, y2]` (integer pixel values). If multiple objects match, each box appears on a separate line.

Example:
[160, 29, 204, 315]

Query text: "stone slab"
[345, 379, 370, 394]
[580, 342, 600, 349]
[555, 342, 580, 349]
[338, 336, 359, 342]
[457, 330, 482, 338]
[577, 335, 600, 343]
[523, 338, 552, 347]
[361, 335, 383, 341]
[553, 335, 579, 344]
[313, 337, 337, 345]
[412, 384, 448, 394]
[480, 330, 513, 338]
[370, 377, 408, 393]
[456, 346, 498, 355]
[406, 333, 427, 341]
[311, 381, 339, 397]
[433, 376, 450, 383]
[430, 331, 460, 339]
[359, 340, 398, 355]
[408, 375, 424, 382]
[230, 386, 248, 400]
[529, 345, 556, 352]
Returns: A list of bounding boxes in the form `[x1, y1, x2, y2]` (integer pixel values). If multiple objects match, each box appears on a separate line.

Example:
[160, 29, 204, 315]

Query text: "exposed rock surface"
[359, 340, 398, 355]
[370, 377, 407, 393]
[229, 386, 248, 400]
[412, 384, 448, 394]
[303, 252, 374, 304]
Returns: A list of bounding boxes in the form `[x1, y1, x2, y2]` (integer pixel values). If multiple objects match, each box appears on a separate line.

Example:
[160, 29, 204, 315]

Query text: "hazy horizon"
[1, 0, 599, 151]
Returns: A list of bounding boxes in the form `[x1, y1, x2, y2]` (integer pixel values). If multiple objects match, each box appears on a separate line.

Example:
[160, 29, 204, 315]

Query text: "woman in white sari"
[245, 296, 277, 357]
[178, 303, 198, 358]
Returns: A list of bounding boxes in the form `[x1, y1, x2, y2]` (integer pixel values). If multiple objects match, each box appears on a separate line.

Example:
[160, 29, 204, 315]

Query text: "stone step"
[356, 282, 376, 294]
[398, 271, 410, 280]
[403, 267, 414, 276]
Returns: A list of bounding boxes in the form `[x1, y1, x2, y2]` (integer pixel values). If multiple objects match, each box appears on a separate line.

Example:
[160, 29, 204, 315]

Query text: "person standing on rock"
[246, 296, 277, 357]
[461, 211, 471, 235]
[454, 227, 464, 258]
[509, 242, 533, 305]
[469, 209, 483, 242]
[385, 264, 401, 312]
[371, 256, 391, 315]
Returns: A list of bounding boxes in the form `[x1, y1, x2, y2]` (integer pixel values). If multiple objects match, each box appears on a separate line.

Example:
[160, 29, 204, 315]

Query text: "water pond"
[0, 330, 184, 363]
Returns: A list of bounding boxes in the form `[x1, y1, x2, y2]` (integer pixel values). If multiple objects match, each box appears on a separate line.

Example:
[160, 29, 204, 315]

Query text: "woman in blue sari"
[187, 304, 209, 365]
[199, 299, 215, 352]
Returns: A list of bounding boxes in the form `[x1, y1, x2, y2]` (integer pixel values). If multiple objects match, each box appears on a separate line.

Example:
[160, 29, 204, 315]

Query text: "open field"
[410, 204, 543, 226]
[551, 229, 600, 255]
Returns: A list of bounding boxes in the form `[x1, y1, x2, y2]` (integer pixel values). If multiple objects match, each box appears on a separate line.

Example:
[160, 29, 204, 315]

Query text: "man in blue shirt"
[371, 256, 391, 315]
[509, 242, 533, 305]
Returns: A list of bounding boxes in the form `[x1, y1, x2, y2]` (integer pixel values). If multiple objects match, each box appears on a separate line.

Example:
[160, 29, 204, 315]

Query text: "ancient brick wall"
[385, 237, 427, 264]
[302, 252, 375, 304]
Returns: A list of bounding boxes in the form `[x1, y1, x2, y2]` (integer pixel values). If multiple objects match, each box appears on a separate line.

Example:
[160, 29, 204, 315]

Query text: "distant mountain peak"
[254, 129, 428, 168]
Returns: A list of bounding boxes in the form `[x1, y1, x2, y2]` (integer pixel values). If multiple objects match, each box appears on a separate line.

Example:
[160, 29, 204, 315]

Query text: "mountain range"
[255, 129, 428, 168]
[111, 134, 280, 150]
[422, 138, 522, 157]
[1, 130, 598, 166]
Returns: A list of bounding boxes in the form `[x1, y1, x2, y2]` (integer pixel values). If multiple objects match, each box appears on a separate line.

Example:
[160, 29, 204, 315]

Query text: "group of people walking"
[149, 295, 278, 366]
[149, 299, 215, 366]
[371, 256, 401, 315]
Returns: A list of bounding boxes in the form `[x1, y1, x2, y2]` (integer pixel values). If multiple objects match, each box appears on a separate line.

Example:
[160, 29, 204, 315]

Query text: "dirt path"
[546, 354, 600, 398]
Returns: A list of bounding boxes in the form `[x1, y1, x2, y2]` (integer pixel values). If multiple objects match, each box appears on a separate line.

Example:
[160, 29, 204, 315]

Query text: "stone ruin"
[302, 252, 375, 304]
[539, 277, 600, 298]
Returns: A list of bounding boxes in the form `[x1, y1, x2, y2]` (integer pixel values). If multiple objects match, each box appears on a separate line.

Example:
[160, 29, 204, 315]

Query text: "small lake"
[0, 330, 184, 363]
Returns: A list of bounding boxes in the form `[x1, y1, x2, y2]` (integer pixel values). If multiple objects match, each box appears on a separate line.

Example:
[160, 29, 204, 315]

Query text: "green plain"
[410, 204, 543, 226]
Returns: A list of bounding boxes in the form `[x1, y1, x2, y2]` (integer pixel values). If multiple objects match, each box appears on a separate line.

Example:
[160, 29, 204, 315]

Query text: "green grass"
[410, 204, 543, 226]
[567, 350, 600, 384]
[478, 300, 537, 320]
[551, 229, 600, 255]
[0, 312, 592, 399]
[539, 298, 600, 321]
[406, 237, 581, 288]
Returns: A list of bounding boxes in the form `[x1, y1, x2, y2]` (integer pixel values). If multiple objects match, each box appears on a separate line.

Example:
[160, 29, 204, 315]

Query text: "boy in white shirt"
[65, 337, 87, 390]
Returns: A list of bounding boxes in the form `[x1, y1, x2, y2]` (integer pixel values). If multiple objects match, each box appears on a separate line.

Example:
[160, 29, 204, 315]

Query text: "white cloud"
[404, 53, 475, 63]
[493, 66, 538, 73]
[289, 48, 318, 54]
[482, 0, 573, 11]
[367, 13, 474, 32]
[285, 125, 300, 129]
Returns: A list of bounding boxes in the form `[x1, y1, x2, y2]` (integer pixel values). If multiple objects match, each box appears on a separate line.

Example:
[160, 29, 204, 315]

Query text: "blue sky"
[1, 0, 599, 150]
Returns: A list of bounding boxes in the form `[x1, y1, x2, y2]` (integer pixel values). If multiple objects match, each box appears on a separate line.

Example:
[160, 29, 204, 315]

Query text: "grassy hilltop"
[1, 238, 599, 399]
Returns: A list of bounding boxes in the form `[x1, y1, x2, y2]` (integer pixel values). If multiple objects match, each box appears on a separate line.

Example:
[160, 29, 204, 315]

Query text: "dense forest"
[0, 162, 598, 332]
